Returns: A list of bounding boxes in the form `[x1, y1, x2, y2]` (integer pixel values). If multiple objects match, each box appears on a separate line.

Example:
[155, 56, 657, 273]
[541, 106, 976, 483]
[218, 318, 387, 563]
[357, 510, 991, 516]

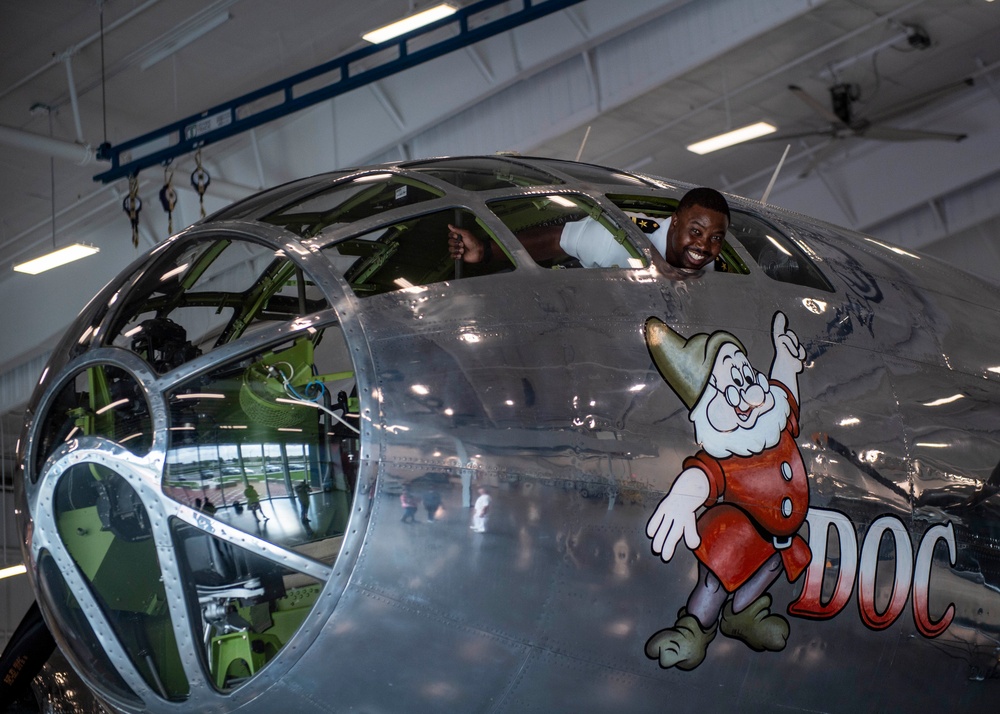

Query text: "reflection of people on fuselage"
[643, 311, 808, 671]
[294, 479, 311, 524]
[470, 488, 491, 533]
[447, 187, 729, 274]
[423, 488, 442, 523]
[400, 486, 418, 524]
[244, 484, 268, 523]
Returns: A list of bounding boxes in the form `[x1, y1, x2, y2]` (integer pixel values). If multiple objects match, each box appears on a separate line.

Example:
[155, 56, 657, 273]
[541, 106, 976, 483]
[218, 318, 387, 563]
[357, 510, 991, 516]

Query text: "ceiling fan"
[763, 78, 974, 176]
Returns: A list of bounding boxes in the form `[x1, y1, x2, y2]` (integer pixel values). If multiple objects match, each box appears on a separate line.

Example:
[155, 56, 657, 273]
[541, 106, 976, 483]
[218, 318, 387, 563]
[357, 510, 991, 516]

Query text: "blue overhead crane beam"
[94, 0, 587, 183]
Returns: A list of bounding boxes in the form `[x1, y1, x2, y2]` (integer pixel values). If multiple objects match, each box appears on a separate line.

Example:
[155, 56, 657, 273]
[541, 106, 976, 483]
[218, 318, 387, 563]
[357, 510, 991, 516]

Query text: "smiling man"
[642, 311, 811, 671]
[661, 188, 730, 271]
[447, 186, 730, 273]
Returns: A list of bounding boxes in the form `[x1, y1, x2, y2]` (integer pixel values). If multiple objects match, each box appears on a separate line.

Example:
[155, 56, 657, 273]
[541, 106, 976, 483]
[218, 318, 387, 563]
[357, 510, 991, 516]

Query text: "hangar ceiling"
[1, 0, 1000, 642]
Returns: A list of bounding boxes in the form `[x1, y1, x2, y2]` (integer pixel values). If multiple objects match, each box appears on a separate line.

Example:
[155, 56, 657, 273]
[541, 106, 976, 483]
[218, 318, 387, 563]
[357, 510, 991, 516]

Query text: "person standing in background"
[471, 487, 491, 533]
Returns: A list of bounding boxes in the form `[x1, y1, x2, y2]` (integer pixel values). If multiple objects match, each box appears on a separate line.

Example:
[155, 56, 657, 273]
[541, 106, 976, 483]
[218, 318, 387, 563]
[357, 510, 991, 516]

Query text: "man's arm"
[448, 223, 566, 265]
[448, 224, 487, 263]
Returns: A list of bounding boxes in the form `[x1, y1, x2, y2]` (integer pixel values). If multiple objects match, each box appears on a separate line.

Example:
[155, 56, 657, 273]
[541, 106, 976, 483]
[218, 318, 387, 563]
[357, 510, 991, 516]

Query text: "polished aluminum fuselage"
[320, 211, 1000, 712]
[16, 158, 1000, 711]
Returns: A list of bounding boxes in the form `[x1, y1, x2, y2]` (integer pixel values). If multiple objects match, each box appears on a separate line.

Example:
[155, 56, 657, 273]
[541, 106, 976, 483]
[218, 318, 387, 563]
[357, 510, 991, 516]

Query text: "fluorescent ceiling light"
[355, 173, 395, 183]
[160, 263, 190, 282]
[547, 195, 578, 208]
[95, 398, 131, 415]
[766, 235, 792, 256]
[362, 4, 457, 44]
[14, 243, 99, 274]
[0, 564, 27, 580]
[863, 237, 921, 260]
[687, 122, 777, 155]
[923, 394, 964, 407]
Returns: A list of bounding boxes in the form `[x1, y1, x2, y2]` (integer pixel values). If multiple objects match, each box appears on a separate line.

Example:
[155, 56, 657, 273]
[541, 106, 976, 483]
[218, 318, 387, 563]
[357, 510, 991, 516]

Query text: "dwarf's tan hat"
[645, 317, 745, 410]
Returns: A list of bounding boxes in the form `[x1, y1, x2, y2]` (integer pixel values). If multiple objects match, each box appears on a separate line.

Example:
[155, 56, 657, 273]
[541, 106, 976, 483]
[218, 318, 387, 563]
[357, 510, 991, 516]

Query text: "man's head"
[664, 187, 730, 271]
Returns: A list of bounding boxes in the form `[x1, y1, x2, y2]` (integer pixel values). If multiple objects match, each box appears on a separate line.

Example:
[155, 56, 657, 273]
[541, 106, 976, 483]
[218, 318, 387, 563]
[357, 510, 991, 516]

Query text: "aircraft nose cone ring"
[17, 226, 362, 707]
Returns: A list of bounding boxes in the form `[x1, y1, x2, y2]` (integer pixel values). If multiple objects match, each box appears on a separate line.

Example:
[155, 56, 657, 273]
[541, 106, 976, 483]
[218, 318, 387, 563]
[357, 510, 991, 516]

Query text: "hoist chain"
[159, 165, 177, 236]
[190, 150, 211, 218]
[123, 174, 142, 248]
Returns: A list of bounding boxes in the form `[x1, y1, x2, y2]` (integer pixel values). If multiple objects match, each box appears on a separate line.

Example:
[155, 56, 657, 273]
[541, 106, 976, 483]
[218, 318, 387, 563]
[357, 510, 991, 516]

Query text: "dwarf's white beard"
[691, 383, 791, 459]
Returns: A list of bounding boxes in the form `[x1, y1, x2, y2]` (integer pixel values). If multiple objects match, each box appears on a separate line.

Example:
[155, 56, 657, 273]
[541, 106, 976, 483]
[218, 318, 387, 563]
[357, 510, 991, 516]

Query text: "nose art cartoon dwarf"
[643, 311, 809, 670]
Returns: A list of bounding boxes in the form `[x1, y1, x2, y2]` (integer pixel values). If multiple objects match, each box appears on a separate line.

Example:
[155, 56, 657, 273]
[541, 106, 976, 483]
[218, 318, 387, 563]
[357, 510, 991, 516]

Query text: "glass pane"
[533, 159, 653, 187]
[33, 364, 152, 481]
[170, 519, 325, 691]
[405, 157, 563, 191]
[261, 173, 443, 238]
[324, 207, 514, 297]
[106, 238, 329, 372]
[37, 551, 140, 705]
[164, 331, 357, 565]
[728, 213, 835, 291]
[54, 464, 188, 700]
[209, 175, 351, 222]
[488, 194, 647, 269]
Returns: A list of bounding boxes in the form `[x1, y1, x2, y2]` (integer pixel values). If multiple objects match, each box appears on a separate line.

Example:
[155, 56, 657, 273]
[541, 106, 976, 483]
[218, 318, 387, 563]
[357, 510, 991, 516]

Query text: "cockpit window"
[485, 193, 646, 270]
[261, 173, 443, 239]
[532, 159, 655, 187]
[322, 207, 513, 297]
[161, 327, 357, 690]
[36, 552, 141, 704]
[404, 157, 563, 191]
[170, 519, 325, 691]
[107, 238, 329, 372]
[54, 463, 189, 699]
[729, 213, 835, 292]
[32, 364, 152, 483]
[163, 332, 357, 563]
[605, 194, 748, 274]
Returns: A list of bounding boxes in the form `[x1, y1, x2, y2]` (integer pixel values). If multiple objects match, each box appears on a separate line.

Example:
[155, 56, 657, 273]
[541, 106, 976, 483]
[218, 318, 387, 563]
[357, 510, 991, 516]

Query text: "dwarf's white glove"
[769, 311, 806, 394]
[646, 468, 710, 562]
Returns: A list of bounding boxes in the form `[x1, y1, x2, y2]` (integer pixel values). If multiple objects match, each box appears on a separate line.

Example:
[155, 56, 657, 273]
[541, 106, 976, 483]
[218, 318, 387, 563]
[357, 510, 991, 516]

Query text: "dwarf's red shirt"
[685, 381, 811, 591]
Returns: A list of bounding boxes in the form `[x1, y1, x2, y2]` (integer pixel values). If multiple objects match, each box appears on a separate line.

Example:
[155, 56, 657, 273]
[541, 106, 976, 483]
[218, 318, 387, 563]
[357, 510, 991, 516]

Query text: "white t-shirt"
[558, 212, 667, 268]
